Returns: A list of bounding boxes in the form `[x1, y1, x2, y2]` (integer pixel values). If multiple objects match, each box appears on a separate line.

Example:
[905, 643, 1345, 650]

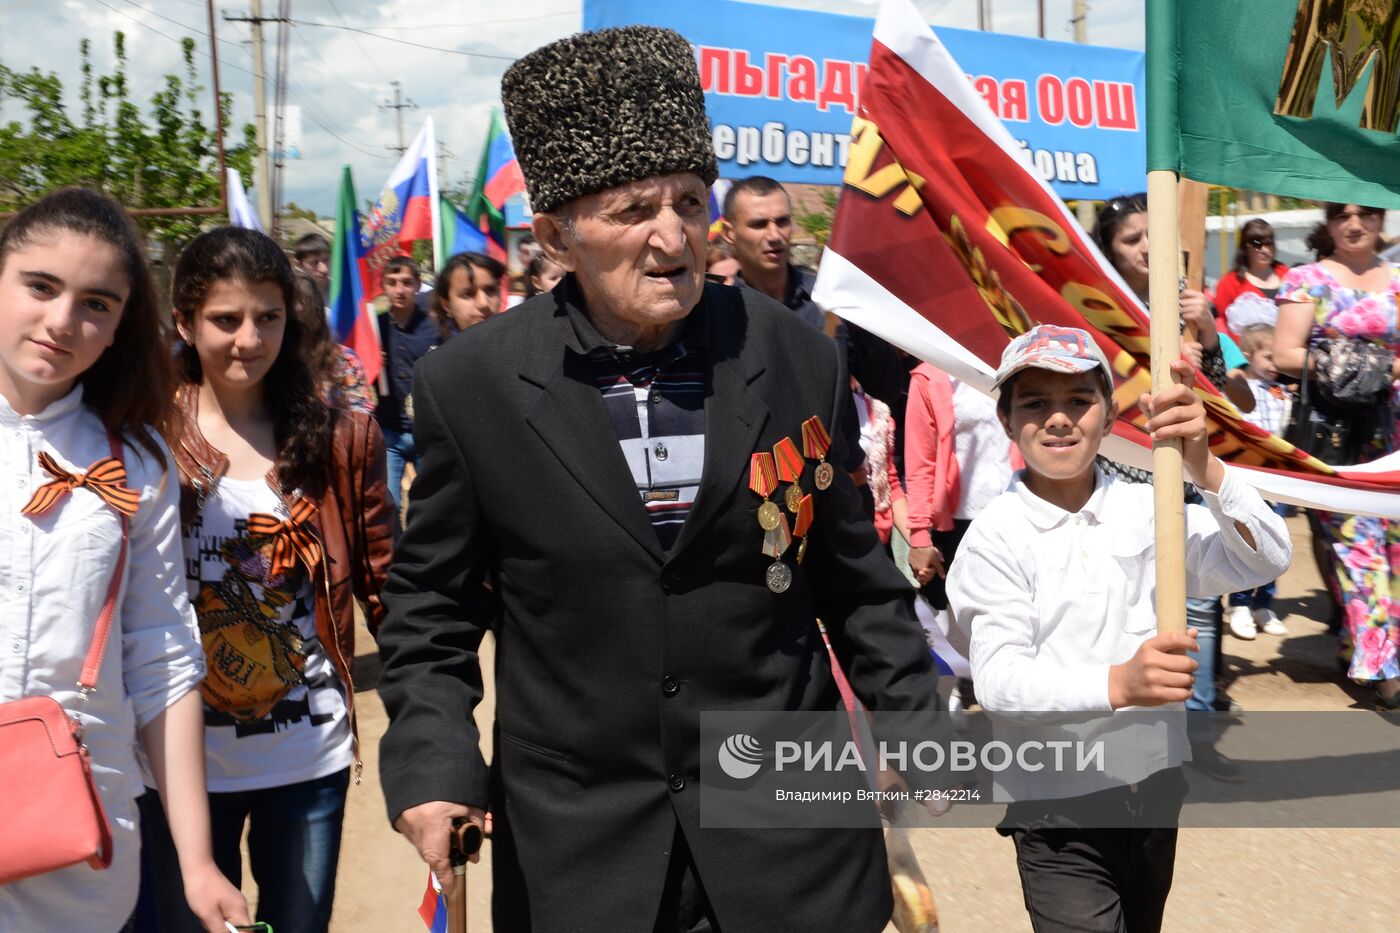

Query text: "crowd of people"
[1, 21, 1397, 933]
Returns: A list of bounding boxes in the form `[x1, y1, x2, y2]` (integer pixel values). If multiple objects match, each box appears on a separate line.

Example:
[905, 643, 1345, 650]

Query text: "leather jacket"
[170, 385, 394, 771]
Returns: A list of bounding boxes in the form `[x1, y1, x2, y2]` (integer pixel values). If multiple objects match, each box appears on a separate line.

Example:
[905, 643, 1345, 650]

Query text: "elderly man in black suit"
[376, 25, 943, 933]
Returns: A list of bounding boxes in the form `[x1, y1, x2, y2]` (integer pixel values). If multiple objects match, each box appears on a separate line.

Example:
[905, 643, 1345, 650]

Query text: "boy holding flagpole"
[947, 325, 1291, 931]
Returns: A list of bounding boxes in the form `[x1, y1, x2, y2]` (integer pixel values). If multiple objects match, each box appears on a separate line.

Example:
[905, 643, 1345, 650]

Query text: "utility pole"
[381, 81, 417, 156]
[1038, 0, 1045, 38]
[1071, 0, 1096, 232]
[437, 140, 456, 186]
[225, 1, 286, 234]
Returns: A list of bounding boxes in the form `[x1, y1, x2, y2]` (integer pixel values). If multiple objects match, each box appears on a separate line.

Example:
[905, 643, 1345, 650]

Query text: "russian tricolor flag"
[417, 870, 447, 933]
[363, 117, 441, 300]
[329, 164, 380, 387]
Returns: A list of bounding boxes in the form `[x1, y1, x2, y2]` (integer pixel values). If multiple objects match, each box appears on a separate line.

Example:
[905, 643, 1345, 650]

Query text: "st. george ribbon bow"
[246, 497, 322, 578]
[22, 451, 140, 518]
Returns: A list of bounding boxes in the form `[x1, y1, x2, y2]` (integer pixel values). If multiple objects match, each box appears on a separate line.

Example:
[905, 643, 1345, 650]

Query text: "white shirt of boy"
[947, 466, 1291, 801]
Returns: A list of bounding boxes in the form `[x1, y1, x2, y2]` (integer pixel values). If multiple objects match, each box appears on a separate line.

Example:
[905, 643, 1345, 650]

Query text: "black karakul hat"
[501, 26, 719, 215]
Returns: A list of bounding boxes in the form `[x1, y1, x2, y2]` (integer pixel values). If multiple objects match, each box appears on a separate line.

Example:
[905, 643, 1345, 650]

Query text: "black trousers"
[1001, 769, 1186, 933]
[1010, 824, 1178, 933]
[652, 826, 721, 933]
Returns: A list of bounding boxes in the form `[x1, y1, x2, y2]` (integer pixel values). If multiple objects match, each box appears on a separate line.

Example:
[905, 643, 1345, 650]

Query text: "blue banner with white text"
[583, 0, 1145, 199]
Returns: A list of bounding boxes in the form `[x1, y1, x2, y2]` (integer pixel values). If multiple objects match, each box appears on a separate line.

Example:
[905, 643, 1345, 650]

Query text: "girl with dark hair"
[1214, 218, 1287, 331]
[525, 251, 565, 297]
[0, 189, 248, 930]
[291, 269, 373, 414]
[142, 226, 394, 932]
[429, 252, 481, 337]
[1274, 203, 1400, 707]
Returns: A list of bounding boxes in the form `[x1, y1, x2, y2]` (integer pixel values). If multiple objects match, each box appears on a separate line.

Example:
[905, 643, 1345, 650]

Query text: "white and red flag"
[813, 0, 1400, 517]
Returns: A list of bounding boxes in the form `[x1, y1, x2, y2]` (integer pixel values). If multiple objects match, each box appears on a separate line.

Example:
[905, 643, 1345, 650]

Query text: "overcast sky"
[0, 0, 1144, 216]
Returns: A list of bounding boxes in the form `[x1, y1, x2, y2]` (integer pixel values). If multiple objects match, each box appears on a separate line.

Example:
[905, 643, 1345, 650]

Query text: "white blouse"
[0, 386, 203, 931]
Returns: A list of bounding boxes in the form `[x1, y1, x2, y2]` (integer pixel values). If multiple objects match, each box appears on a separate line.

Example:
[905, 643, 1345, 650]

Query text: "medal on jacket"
[762, 512, 794, 593]
[792, 493, 814, 565]
[802, 416, 834, 490]
[749, 452, 782, 531]
[773, 437, 804, 512]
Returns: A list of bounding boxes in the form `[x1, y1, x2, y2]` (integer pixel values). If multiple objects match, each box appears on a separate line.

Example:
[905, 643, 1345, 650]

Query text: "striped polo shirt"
[563, 301, 708, 552]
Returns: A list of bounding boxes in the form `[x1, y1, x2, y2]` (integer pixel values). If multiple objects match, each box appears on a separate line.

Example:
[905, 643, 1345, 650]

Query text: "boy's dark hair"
[293, 233, 330, 259]
[0, 187, 173, 463]
[170, 226, 331, 497]
[383, 255, 421, 280]
[995, 367, 1114, 422]
[463, 251, 506, 281]
[722, 175, 787, 218]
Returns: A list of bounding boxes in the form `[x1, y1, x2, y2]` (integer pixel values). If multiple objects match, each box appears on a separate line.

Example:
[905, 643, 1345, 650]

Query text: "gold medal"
[765, 561, 793, 593]
[749, 453, 781, 532]
[814, 462, 834, 490]
[796, 537, 809, 565]
[785, 484, 803, 513]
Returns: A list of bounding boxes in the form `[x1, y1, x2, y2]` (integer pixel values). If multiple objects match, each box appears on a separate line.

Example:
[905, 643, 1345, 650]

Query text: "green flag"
[1148, 0, 1400, 206]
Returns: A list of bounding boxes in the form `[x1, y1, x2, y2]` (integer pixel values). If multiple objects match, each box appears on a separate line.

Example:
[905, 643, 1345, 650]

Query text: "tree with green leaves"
[0, 31, 256, 246]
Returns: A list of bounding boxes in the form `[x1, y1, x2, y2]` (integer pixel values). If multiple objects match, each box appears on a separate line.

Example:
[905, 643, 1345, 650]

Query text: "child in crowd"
[291, 269, 374, 415]
[138, 227, 393, 933]
[948, 325, 1291, 933]
[0, 189, 247, 930]
[525, 251, 566, 298]
[1227, 323, 1292, 639]
[903, 362, 1021, 702]
[431, 252, 496, 337]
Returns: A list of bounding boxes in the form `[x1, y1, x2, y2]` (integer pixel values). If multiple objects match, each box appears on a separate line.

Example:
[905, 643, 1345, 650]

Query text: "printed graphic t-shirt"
[184, 476, 352, 792]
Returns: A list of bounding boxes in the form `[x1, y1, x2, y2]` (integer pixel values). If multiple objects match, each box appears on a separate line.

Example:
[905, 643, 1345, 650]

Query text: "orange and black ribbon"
[800, 416, 831, 461]
[773, 437, 804, 484]
[246, 497, 323, 578]
[22, 451, 140, 518]
[748, 452, 778, 499]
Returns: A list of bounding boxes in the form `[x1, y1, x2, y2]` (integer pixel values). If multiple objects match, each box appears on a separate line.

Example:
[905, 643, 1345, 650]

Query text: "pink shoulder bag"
[0, 435, 131, 884]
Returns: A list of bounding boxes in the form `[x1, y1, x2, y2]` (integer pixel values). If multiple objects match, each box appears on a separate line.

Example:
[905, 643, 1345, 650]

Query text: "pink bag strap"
[76, 432, 132, 693]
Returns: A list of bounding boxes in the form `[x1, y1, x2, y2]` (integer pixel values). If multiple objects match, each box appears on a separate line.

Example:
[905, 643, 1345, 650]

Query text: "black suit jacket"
[377, 279, 941, 933]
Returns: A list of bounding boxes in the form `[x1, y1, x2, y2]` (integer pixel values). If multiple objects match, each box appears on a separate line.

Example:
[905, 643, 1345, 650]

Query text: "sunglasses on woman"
[1247, 237, 1274, 248]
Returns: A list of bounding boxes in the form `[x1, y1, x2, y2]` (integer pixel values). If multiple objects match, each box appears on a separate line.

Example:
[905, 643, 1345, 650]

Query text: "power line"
[290, 21, 517, 61]
[92, 0, 391, 162]
[322, 11, 575, 30]
[324, 0, 391, 84]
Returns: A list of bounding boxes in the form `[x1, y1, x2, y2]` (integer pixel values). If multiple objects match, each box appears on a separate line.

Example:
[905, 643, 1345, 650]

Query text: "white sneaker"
[1228, 605, 1258, 640]
[1253, 608, 1287, 636]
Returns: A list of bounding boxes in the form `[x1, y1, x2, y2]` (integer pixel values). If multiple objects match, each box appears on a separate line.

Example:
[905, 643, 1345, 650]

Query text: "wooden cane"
[447, 820, 484, 933]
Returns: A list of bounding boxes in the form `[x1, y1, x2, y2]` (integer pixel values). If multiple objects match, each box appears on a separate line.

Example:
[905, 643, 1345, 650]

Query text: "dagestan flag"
[1147, 0, 1400, 206]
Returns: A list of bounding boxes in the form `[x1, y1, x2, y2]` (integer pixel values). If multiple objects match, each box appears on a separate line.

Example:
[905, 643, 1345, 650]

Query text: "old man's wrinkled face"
[547, 173, 709, 338]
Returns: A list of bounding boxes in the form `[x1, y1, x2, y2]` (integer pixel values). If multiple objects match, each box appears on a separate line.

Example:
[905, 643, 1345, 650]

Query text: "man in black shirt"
[375, 256, 438, 510]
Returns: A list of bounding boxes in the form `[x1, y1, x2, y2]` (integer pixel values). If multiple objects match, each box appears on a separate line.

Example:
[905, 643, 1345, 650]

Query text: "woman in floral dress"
[1275, 203, 1400, 707]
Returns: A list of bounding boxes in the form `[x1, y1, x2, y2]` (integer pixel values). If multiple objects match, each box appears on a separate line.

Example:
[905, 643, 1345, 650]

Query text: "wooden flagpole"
[1147, 169, 1188, 636]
